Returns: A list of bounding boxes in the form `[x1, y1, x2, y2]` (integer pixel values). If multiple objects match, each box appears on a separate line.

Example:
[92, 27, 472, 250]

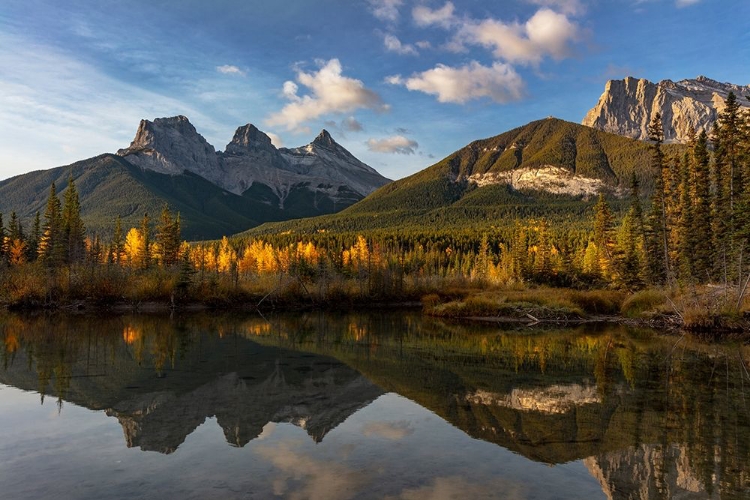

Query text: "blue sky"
[1, 0, 748, 181]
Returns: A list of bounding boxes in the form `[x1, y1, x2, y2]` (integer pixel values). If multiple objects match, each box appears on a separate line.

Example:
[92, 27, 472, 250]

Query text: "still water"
[0, 312, 749, 499]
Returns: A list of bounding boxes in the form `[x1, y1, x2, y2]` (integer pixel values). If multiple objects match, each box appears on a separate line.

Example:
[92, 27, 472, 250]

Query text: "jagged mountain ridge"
[246, 118, 683, 236]
[0, 116, 390, 239]
[118, 116, 390, 208]
[583, 75, 750, 142]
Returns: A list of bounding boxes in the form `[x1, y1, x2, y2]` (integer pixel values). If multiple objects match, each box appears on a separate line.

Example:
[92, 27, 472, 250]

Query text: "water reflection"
[1, 312, 750, 499]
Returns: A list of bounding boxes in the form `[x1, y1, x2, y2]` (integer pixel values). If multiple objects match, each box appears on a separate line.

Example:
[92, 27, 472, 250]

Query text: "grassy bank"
[3, 263, 750, 337]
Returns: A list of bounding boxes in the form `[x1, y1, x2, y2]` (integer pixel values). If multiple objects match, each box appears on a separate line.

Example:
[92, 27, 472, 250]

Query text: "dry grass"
[621, 290, 669, 318]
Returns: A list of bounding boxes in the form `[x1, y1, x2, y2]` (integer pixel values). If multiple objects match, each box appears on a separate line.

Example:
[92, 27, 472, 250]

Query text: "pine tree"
[38, 182, 63, 265]
[156, 205, 181, 267]
[140, 213, 151, 269]
[0, 213, 5, 264]
[645, 113, 669, 284]
[27, 211, 41, 262]
[692, 130, 713, 280]
[677, 152, 695, 282]
[593, 194, 617, 280]
[61, 175, 85, 263]
[711, 122, 729, 282]
[111, 216, 123, 264]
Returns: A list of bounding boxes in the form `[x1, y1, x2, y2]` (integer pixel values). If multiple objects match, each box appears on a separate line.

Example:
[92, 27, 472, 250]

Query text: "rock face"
[118, 116, 390, 210]
[583, 76, 750, 142]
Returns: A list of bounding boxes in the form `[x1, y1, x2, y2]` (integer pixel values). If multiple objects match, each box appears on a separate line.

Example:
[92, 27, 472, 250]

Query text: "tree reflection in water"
[1, 311, 749, 499]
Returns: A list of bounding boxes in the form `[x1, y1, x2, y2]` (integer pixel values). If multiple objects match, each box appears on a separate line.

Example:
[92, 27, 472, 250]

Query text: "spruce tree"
[0, 213, 5, 263]
[645, 113, 669, 284]
[112, 216, 123, 264]
[140, 213, 151, 269]
[677, 152, 695, 282]
[156, 205, 181, 267]
[28, 211, 41, 262]
[692, 130, 712, 280]
[62, 175, 85, 263]
[38, 182, 63, 266]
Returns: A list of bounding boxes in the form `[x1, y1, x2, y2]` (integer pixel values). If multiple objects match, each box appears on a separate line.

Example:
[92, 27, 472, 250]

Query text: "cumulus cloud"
[391, 61, 524, 104]
[367, 135, 419, 154]
[412, 2, 457, 28]
[457, 8, 580, 65]
[368, 0, 403, 22]
[266, 59, 387, 131]
[412, 3, 581, 66]
[216, 65, 245, 76]
[383, 34, 418, 55]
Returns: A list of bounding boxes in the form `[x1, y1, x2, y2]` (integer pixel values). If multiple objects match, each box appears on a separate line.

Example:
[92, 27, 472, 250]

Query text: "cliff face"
[583, 76, 750, 142]
[117, 116, 390, 207]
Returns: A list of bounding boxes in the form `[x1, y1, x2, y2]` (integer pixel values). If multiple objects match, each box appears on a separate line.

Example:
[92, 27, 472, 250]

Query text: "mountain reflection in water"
[1, 312, 749, 499]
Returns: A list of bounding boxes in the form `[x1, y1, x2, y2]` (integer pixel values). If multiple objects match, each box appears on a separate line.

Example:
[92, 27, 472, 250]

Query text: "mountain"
[583, 76, 750, 143]
[245, 117, 682, 236]
[0, 116, 389, 240]
[118, 116, 390, 212]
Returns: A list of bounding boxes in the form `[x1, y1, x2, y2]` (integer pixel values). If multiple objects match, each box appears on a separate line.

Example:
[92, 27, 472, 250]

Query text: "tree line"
[0, 92, 748, 303]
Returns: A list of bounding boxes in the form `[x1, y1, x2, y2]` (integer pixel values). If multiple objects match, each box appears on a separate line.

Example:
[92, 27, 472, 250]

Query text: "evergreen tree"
[0, 213, 5, 263]
[140, 213, 151, 269]
[156, 205, 181, 267]
[677, 152, 695, 282]
[27, 211, 41, 262]
[593, 194, 617, 280]
[38, 182, 63, 265]
[111, 216, 124, 264]
[692, 130, 713, 280]
[711, 122, 729, 282]
[61, 175, 85, 263]
[645, 113, 669, 284]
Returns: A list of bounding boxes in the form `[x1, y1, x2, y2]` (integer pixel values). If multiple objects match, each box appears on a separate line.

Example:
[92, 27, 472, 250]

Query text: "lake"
[1, 311, 748, 499]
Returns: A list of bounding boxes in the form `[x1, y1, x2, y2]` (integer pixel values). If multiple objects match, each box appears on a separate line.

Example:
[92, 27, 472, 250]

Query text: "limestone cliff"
[583, 76, 750, 142]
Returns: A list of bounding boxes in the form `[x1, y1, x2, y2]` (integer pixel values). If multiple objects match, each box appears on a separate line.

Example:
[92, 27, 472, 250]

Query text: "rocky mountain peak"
[312, 129, 337, 149]
[117, 115, 220, 176]
[583, 76, 750, 142]
[225, 124, 276, 155]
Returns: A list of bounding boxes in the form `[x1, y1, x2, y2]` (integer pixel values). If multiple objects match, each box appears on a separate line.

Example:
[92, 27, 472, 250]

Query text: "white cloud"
[676, 0, 701, 6]
[368, 0, 403, 22]
[384, 74, 404, 85]
[266, 59, 387, 131]
[458, 8, 580, 65]
[528, 0, 586, 15]
[412, 2, 457, 28]
[394, 61, 525, 104]
[367, 135, 419, 154]
[216, 64, 246, 76]
[384, 34, 418, 55]
[415, 40, 432, 50]
[266, 132, 284, 148]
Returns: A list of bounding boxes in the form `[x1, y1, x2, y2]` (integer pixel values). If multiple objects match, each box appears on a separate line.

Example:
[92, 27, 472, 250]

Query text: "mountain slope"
[118, 116, 390, 206]
[0, 117, 390, 239]
[0, 154, 295, 240]
[583, 76, 750, 142]
[245, 118, 681, 236]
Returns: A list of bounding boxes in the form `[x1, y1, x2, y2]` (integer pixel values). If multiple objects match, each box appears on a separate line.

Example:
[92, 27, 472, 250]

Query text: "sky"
[1, 0, 748, 182]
